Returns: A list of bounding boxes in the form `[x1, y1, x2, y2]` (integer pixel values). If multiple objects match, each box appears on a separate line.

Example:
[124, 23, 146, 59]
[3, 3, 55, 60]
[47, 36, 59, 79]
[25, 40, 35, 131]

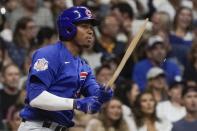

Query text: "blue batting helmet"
[57, 6, 98, 41]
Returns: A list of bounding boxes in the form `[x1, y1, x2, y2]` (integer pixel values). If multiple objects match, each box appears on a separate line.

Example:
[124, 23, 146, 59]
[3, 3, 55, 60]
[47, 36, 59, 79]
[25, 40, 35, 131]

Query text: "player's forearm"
[30, 91, 74, 111]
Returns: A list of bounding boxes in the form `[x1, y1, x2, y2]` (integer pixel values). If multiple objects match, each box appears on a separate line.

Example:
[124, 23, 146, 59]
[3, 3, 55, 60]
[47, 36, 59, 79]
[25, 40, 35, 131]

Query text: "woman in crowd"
[120, 80, 139, 116]
[133, 91, 172, 131]
[169, 6, 193, 67]
[184, 39, 197, 86]
[0, 38, 12, 72]
[86, 98, 129, 131]
[6, 17, 37, 68]
[120, 80, 140, 131]
[151, 11, 171, 36]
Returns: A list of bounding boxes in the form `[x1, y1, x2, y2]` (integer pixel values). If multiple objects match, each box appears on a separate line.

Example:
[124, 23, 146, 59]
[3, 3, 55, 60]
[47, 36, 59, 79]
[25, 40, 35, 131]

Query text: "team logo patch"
[33, 58, 48, 71]
[80, 72, 88, 80]
[85, 9, 92, 18]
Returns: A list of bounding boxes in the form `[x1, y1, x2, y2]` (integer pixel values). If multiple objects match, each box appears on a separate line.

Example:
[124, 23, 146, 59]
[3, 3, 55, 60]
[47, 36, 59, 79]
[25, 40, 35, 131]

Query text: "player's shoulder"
[32, 42, 61, 66]
[34, 42, 60, 57]
[38, 42, 59, 53]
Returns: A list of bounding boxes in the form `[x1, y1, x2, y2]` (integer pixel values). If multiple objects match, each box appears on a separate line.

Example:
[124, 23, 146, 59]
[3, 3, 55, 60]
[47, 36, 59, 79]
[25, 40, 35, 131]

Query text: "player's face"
[75, 23, 95, 48]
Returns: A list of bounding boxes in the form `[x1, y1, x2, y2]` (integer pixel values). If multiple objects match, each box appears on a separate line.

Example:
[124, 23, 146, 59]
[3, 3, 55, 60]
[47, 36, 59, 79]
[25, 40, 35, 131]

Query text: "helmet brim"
[74, 18, 99, 26]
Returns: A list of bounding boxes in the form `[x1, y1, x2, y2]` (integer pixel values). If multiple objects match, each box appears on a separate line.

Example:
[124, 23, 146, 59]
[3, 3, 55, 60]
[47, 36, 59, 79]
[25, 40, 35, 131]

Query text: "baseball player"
[18, 6, 113, 131]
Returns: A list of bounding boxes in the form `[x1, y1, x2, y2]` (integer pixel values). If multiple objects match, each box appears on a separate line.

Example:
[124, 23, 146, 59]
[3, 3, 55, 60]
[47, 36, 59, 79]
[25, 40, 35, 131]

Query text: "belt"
[22, 119, 68, 131]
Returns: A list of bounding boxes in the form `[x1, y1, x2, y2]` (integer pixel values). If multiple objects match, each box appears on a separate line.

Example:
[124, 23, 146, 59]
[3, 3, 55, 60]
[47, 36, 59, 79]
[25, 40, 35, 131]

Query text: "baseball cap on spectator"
[146, 35, 164, 49]
[169, 76, 185, 89]
[146, 67, 165, 80]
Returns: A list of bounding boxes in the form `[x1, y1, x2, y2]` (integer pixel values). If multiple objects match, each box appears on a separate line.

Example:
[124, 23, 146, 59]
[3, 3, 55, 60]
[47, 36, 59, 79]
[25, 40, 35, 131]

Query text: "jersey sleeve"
[80, 63, 100, 97]
[29, 50, 58, 87]
[27, 49, 59, 101]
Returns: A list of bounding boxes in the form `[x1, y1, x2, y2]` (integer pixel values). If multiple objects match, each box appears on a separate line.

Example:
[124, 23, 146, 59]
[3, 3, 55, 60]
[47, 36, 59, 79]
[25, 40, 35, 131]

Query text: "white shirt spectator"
[153, 0, 192, 21]
[123, 104, 172, 131]
[138, 120, 172, 131]
[153, 0, 176, 21]
[156, 100, 186, 123]
[122, 105, 137, 131]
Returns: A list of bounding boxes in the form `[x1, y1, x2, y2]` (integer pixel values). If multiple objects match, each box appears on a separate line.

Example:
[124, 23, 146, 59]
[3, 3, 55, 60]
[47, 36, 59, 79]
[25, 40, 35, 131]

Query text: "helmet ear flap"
[57, 17, 77, 41]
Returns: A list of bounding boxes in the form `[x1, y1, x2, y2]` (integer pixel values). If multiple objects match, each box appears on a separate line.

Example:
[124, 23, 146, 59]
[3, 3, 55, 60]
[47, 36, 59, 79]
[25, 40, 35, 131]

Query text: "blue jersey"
[20, 41, 101, 127]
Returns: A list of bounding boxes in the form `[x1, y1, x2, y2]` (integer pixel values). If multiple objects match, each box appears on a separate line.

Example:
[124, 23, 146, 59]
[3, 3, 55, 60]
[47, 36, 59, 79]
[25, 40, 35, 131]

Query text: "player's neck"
[63, 41, 80, 56]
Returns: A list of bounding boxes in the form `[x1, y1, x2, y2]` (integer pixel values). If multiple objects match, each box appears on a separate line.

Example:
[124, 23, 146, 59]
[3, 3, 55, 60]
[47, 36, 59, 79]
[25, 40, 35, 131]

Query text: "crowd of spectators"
[0, 0, 197, 131]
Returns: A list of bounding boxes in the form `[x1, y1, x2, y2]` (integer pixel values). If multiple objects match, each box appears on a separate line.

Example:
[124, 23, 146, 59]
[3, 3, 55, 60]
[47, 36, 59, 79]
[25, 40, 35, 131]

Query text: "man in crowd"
[0, 64, 20, 119]
[146, 67, 168, 102]
[172, 85, 197, 131]
[132, 35, 181, 91]
[157, 76, 186, 122]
